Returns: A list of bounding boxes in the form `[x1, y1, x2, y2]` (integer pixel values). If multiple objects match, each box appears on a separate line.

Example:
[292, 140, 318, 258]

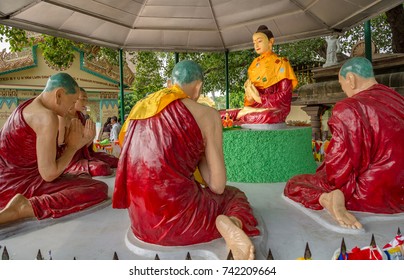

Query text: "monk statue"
[58, 87, 118, 177]
[0, 73, 108, 226]
[284, 57, 404, 229]
[221, 25, 298, 126]
[113, 60, 260, 260]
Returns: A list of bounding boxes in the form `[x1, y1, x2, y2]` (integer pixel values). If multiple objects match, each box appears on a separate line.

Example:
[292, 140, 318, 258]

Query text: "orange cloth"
[246, 51, 297, 106]
[118, 85, 188, 146]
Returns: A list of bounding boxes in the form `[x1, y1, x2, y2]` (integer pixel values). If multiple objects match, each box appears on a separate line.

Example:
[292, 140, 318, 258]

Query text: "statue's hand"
[244, 80, 262, 104]
[83, 119, 96, 144]
[65, 118, 84, 150]
[65, 118, 95, 150]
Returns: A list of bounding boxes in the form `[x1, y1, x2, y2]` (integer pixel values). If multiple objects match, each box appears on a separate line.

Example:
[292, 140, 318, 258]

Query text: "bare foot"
[0, 194, 35, 225]
[215, 215, 255, 260]
[319, 190, 362, 229]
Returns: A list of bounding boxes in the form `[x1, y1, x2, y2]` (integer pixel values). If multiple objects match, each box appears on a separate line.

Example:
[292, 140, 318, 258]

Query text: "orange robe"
[221, 52, 298, 125]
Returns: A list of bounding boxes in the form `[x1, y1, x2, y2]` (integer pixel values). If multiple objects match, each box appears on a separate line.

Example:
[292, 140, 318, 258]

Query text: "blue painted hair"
[339, 57, 374, 79]
[171, 60, 204, 86]
[44, 73, 78, 94]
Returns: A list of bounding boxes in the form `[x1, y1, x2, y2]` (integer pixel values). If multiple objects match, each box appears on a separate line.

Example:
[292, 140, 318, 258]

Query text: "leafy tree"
[38, 35, 75, 69]
[339, 11, 393, 55]
[0, 25, 31, 51]
[121, 51, 165, 115]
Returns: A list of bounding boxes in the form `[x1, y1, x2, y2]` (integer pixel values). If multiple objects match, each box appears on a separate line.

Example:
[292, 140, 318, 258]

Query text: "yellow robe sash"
[248, 51, 298, 90]
[118, 85, 188, 146]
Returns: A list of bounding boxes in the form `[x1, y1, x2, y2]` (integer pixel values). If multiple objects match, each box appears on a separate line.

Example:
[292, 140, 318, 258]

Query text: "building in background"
[0, 44, 134, 131]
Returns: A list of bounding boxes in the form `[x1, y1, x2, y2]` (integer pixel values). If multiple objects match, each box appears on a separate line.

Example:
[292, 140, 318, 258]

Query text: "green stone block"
[223, 127, 317, 183]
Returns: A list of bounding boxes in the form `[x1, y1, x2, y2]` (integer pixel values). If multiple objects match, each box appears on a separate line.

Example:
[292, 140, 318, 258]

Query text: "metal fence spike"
[2, 246, 9, 260]
[36, 249, 43, 260]
[266, 248, 274, 260]
[226, 250, 234, 260]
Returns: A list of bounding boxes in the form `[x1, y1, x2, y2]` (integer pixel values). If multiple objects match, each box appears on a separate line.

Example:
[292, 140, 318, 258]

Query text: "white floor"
[0, 176, 402, 260]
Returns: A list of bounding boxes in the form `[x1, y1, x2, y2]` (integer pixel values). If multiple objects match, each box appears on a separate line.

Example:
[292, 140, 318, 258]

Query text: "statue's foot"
[215, 215, 255, 260]
[0, 194, 35, 225]
[319, 190, 362, 229]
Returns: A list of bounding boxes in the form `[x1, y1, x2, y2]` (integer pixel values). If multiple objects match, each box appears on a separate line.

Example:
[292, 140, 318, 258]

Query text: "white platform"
[0, 176, 402, 260]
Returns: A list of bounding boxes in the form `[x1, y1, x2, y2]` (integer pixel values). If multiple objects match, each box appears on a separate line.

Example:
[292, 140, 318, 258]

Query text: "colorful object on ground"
[334, 235, 383, 260]
[99, 139, 111, 145]
[222, 113, 233, 128]
[383, 228, 404, 260]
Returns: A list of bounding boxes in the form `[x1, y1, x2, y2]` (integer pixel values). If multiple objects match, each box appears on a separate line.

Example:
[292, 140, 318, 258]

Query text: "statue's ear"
[269, 37, 275, 46]
[194, 80, 203, 98]
[346, 73, 356, 89]
[55, 88, 64, 105]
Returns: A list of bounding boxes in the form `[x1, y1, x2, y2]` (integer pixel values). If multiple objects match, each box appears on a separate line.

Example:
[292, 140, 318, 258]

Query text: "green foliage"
[120, 51, 165, 115]
[38, 35, 75, 69]
[0, 25, 31, 52]
[339, 14, 392, 55]
[97, 47, 120, 65]
[276, 38, 325, 65]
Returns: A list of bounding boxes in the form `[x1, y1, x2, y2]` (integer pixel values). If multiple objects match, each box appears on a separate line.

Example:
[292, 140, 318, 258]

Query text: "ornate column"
[301, 105, 328, 140]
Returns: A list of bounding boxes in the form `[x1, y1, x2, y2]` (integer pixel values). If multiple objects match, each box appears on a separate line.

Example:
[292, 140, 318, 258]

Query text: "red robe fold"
[284, 84, 404, 213]
[0, 99, 108, 220]
[63, 111, 118, 177]
[220, 79, 293, 125]
[113, 99, 259, 246]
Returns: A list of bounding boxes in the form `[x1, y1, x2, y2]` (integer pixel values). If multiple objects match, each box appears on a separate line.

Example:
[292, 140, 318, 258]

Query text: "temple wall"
[0, 46, 132, 129]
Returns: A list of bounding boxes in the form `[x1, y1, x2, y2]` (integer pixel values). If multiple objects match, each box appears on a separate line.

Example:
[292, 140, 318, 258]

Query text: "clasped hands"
[244, 79, 262, 104]
[64, 118, 96, 150]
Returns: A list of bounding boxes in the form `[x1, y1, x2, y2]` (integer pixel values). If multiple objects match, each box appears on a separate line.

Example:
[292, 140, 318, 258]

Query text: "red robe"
[220, 52, 297, 125]
[284, 84, 404, 213]
[222, 79, 293, 125]
[0, 99, 108, 219]
[113, 99, 259, 246]
[63, 112, 118, 177]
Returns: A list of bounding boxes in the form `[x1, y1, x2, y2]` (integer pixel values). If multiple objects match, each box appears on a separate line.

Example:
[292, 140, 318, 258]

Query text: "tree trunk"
[386, 4, 404, 53]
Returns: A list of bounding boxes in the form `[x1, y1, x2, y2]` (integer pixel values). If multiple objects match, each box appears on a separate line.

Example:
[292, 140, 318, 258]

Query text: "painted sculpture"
[220, 25, 298, 126]
[284, 57, 404, 229]
[0, 73, 108, 226]
[113, 60, 259, 260]
[59, 87, 118, 177]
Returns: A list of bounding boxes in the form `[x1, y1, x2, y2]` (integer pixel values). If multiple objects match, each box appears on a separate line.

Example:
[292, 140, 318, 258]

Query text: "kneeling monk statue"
[221, 25, 298, 125]
[284, 57, 404, 229]
[58, 87, 118, 177]
[113, 60, 260, 260]
[0, 73, 108, 226]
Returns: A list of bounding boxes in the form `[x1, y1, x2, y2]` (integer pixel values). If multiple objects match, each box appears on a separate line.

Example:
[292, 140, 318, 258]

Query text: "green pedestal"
[223, 127, 317, 183]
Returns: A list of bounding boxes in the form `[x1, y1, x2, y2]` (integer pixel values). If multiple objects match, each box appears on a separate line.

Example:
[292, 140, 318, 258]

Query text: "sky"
[0, 37, 10, 51]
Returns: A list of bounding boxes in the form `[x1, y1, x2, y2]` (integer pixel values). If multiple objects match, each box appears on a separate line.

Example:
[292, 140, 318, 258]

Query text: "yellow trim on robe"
[248, 51, 298, 90]
[118, 85, 188, 146]
[193, 167, 207, 186]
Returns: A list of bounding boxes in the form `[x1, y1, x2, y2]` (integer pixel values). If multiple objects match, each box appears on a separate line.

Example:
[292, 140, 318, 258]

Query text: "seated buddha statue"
[221, 25, 298, 127]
